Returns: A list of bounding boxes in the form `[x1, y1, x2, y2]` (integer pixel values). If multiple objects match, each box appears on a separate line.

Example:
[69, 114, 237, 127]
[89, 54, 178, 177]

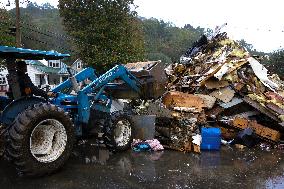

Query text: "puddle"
[0, 140, 283, 189]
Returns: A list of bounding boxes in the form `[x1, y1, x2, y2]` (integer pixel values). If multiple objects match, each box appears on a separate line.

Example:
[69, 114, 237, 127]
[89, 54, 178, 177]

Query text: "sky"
[2, 0, 284, 52]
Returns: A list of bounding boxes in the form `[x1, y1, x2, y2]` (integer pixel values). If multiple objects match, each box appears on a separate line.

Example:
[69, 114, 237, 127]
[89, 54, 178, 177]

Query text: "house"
[0, 59, 70, 96]
[0, 69, 8, 96]
[25, 59, 70, 89]
[71, 59, 84, 72]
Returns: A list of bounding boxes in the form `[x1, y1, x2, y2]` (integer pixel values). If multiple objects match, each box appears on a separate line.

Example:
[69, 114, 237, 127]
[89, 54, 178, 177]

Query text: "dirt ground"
[0, 140, 283, 189]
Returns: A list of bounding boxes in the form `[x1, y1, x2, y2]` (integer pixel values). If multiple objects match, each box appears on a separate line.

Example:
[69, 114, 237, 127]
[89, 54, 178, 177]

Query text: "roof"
[71, 58, 82, 66]
[0, 46, 70, 60]
[26, 60, 69, 75]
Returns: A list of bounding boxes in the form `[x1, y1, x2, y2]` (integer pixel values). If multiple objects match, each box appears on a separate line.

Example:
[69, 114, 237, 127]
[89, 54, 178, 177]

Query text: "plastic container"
[201, 127, 221, 150]
[132, 115, 156, 140]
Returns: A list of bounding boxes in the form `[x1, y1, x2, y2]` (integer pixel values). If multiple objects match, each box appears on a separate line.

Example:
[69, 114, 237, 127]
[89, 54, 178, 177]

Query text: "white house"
[25, 59, 70, 88]
[0, 59, 70, 96]
[0, 69, 8, 96]
[71, 59, 84, 72]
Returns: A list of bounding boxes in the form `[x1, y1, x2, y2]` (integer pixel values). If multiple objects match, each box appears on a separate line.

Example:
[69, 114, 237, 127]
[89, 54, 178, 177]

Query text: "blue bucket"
[201, 127, 221, 150]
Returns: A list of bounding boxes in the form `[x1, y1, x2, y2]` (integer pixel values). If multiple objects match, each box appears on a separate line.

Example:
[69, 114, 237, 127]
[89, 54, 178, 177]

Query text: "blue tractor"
[0, 46, 164, 176]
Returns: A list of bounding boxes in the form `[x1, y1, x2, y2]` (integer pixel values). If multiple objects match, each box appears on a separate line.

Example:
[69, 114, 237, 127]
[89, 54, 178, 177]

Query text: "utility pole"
[15, 0, 21, 47]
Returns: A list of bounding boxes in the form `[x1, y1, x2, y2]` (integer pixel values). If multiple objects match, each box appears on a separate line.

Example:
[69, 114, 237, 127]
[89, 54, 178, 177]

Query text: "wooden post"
[15, 0, 21, 47]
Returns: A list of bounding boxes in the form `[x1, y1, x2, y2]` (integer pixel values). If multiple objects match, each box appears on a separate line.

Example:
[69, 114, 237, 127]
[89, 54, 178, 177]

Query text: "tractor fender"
[1, 96, 46, 126]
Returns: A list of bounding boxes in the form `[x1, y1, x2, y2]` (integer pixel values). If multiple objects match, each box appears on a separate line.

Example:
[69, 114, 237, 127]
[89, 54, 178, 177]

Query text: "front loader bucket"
[107, 61, 168, 99]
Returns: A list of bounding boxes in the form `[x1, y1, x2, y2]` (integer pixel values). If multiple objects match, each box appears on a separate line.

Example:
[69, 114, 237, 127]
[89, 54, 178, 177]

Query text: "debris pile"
[150, 32, 284, 152]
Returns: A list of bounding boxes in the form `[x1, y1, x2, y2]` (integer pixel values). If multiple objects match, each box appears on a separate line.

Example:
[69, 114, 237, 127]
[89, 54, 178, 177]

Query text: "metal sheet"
[219, 97, 243, 108]
[0, 45, 70, 60]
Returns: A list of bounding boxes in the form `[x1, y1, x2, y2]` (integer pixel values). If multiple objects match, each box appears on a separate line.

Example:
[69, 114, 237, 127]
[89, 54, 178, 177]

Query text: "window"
[77, 62, 82, 69]
[0, 77, 6, 85]
[48, 61, 60, 68]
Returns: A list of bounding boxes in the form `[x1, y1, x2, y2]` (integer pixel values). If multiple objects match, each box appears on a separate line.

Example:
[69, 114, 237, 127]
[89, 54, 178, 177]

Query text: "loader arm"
[52, 67, 97, 93]
[78, 64, 141, 123]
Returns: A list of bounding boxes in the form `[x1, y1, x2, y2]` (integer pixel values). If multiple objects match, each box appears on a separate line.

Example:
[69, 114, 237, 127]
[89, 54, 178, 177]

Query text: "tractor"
[0, 46, 166, 176]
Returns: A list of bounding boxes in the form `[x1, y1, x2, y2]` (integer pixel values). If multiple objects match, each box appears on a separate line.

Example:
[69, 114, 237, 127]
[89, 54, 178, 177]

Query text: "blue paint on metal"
[1, 97, 46, 126]
[0, 63, 141, 137]
[52, 67, 97, 93]
[81, 65, 140, 94]
[54, 64, 140, 126]
[78, 90, 90, 124]
[0, 45, 70, 60]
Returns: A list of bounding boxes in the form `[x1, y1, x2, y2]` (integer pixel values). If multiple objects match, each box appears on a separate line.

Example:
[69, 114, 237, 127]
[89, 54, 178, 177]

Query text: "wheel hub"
[114, 119, 132, 147]
[30, 119, 67, 163]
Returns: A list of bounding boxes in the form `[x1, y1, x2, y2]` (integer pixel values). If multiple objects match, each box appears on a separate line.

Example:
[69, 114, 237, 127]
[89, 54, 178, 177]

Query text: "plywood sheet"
[162, 91, 205, 112]
[210, 87, 235, 103]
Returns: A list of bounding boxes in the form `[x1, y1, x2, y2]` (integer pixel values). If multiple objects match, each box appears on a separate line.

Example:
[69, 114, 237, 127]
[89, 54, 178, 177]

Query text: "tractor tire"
[6, 103, 75, 177]
[0, 127, 4, 157]
[3, 131, 13, 161]
[103, 111, 133, 152]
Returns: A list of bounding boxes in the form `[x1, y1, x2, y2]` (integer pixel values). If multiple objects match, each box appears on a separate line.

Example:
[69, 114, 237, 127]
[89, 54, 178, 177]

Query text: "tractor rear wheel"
[6, 103, 75, 177]
[103, 111, 133, 152]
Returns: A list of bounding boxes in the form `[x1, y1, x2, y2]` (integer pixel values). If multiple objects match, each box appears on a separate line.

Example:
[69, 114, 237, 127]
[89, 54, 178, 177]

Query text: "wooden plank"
[249, 121, 281, 142]
[231, 117, 281, 142]
[243, 96, 281, 122]
[162, 91, 205, 112]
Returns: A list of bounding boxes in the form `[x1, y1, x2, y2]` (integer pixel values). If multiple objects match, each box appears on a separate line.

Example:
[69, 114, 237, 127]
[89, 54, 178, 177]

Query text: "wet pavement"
[0, 140, 283, 189]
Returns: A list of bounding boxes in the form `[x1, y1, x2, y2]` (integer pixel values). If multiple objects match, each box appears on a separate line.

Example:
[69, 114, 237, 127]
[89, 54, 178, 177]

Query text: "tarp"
[0, 46, 70, 60]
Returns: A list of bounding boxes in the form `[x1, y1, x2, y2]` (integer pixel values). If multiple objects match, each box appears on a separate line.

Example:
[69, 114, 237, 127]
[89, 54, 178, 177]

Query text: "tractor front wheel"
[103, 111, 133, 152]
[6, 103, 75, 177]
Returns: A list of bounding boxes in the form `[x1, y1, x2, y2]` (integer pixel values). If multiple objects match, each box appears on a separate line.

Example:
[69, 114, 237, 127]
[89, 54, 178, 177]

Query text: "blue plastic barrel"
[201, 127, 221, 150]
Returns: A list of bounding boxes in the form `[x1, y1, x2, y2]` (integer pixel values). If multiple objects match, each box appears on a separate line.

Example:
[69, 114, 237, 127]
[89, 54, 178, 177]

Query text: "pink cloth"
[132, 139, 164, 151]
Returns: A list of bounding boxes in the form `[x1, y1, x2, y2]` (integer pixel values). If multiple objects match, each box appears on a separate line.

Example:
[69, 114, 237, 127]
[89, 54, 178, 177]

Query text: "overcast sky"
[2, 0, 284, 52]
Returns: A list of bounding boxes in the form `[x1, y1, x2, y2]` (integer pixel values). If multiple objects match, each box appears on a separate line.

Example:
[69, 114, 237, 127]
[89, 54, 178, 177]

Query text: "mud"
[0, 140, 283, 189]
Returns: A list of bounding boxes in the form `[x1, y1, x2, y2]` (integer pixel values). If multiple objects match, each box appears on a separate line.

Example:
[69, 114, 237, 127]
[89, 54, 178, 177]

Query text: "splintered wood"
[162, 91, 205, 112]
[232, 117, 281, 142]
[205, 78, 229, 89]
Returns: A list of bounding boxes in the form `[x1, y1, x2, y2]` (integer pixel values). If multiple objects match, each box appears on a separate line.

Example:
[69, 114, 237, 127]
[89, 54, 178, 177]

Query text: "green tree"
[0, 8, 15, 46]
[237, 39, 253, 52]
[142, 18, 204, 63]
[145, 52, 172, 64]
[266, 49, 284, 77]
[11, 2, 76, 57]
[59, 0, 144, 72]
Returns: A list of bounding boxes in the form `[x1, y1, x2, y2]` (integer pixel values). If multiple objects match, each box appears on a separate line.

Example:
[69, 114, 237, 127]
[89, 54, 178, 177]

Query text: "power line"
[21, 24, 69, 41]
[22, 35, 76, 53]
[21, 21, 74, 41]
[20, 21, 98, 50]
[0, 20, 78, 53]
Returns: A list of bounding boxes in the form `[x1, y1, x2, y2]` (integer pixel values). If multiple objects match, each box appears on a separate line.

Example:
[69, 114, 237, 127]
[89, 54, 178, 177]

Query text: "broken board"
[232, 117, 281, 142]
[210, 87, 235, 103]
[162, 91, 205, 112]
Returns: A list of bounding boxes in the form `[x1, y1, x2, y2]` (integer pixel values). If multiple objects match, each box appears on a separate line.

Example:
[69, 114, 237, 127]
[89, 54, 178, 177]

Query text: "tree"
[59, 0, 145, 72]
[266, 49, 284, 77]
[0, 8, 15, 46]
[237, 39, 253, 52]
[145, 52, 172, 64]
[14, 2, 76, 58]
[142, 18, 204, 63]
